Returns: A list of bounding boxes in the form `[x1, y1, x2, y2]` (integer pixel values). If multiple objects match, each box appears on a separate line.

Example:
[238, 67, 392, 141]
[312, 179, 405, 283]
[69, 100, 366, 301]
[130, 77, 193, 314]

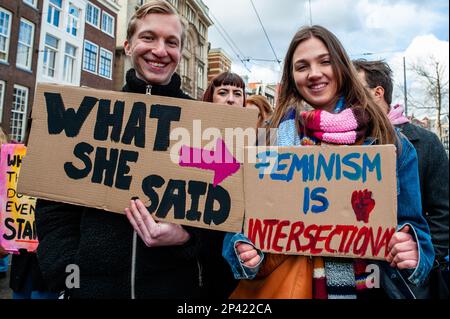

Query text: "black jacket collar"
[397, 122, 420, 142]
[122, 68, 189, 99]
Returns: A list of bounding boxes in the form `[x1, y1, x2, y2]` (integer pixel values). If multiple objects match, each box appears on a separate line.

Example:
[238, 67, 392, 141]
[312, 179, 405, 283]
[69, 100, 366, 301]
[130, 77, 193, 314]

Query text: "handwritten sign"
[243, 145, 397, 260]
[0, 144, 38, 252]
[17, 84, 258, 232]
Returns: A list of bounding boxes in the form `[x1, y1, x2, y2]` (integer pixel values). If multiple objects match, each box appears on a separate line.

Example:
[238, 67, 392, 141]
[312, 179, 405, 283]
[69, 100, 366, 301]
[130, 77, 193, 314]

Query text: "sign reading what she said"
[243, 145, 397, 260]
[17, 84, 258, 233]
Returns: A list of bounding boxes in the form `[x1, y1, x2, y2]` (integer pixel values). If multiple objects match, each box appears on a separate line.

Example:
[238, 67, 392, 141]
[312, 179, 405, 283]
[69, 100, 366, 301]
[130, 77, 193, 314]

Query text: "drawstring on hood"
[122, 69, 188, 99]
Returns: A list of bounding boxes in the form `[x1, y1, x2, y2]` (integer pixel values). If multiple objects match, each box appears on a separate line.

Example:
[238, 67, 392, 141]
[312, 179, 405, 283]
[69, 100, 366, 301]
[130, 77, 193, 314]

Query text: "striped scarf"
[277, 100, 371, 299]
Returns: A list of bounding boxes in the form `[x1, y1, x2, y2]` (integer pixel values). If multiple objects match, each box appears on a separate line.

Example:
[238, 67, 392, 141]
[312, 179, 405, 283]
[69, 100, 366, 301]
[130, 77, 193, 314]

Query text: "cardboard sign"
[17, 84, 258, 232]
[243, 145, 397, 260]
[0, 144, 38, 253]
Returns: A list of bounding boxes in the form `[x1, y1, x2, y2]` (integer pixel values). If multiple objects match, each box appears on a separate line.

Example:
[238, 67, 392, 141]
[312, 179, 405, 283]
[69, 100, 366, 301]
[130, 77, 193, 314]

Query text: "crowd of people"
[0, 0, 448, 300]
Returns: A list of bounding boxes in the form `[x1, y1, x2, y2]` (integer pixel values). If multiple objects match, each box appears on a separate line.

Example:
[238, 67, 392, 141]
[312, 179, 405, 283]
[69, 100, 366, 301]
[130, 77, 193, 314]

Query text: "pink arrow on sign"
[179, 138, 241, 187]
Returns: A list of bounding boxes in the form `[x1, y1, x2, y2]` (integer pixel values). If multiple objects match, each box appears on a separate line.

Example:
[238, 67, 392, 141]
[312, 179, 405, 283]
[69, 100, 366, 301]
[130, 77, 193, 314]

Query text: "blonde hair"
[270, 25, 396, 145]
[127, 0, 187, 50]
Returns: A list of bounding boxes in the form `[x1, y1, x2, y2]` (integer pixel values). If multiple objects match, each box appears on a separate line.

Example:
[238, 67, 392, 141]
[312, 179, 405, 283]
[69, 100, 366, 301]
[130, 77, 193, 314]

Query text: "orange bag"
[229, 254, 313, 299]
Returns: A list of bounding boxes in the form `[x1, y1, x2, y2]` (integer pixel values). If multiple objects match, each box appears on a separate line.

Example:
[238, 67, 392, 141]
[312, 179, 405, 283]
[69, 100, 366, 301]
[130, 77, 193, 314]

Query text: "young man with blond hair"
[35, 1, 207, 299]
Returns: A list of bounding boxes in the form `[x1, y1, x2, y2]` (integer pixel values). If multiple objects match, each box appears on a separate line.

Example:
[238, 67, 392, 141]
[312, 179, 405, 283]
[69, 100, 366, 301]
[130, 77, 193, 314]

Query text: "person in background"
[0, 128, 57, 298]
[192, 71, 248, 299]
[202, 71, 246, 107]
[354, 59, 449, 298]
[245, 95, 273, 128]
[0, 128, 8, 280]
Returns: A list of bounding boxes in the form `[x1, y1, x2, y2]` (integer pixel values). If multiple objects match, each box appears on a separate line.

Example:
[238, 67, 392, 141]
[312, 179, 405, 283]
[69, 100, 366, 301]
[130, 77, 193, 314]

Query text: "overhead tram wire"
[209, 11, 247, 61]
[249, 0, 281, 65]
[208, 11, 251, 72]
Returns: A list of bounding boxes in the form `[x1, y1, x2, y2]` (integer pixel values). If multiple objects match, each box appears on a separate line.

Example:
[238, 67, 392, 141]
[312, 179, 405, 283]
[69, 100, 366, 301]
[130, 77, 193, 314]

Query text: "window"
[16, 19, 35, 70]
[43, 34, 59, 78]
[23, 0, 37, 7]
[10, 85, 29, 142]
[83, 40, 98, 73]
[168, 0, 179, 9]
[0, 7, 12, 62]
[99, 48, 112, 79]
[86, 2, 100, 28]
[101, 11, 114, 37]
[67, 4, 80, 36]
[0, 80, 5, 123]
[181, 57, 189, 77]
[198, 44, 204, 59]
[185, 5, 195, 24]
[198, 22, 206, 37]
[197, 65, 204, 89]
[47, 0, 62, 27]
[63, 43, 77, 83]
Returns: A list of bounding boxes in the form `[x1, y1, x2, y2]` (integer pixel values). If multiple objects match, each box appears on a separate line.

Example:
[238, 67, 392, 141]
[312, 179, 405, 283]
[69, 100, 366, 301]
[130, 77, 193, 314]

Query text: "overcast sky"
[203, 0, 449, 117]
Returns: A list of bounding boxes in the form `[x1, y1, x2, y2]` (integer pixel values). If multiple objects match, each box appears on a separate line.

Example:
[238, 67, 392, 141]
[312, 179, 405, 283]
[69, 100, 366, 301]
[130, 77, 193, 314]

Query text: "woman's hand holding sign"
[126, 199, 190, 247]
[386, 225, 419, 269]
[236, 242, 261, 268]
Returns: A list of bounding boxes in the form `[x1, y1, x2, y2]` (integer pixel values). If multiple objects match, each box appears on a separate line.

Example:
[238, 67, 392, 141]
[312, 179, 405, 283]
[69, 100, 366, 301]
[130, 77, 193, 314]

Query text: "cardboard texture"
[0, 144, 38, 252]
[243, 145, 398, 260]
[17, 84, 258, 233]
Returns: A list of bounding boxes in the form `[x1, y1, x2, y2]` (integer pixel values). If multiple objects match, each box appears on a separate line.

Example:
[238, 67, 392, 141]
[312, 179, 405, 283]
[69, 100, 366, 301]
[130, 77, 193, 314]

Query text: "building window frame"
[198, 21, 206, 37]
[0, 80, 5, 123]
[86, 2, 100, 29]
[168, 0, 179, 9]
[16, 18, 35, 70]
[43, 34, 59, 78]
[98, 47, 113, 79]
[67, 3, 80, 37]
[82, 40, 98, 74]
[10, 84, 29, 143]
[0, 7, 12, 63]
[63, 43, 77, 83]
[101, 11, 115, 37]
[47, 0, 62, 28]
[197, 65, 204, 89]
[185, 4, 195, 24]
[23, 0, 37, 8]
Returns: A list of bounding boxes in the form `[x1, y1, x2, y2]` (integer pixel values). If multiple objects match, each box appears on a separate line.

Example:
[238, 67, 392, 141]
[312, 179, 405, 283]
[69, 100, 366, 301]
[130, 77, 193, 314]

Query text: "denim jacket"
[223, 109, 434, 294]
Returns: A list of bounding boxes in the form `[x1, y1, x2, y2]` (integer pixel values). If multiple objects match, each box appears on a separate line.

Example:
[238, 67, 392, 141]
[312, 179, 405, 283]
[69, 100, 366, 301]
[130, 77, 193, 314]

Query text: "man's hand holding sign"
[126, 199, 190, 247]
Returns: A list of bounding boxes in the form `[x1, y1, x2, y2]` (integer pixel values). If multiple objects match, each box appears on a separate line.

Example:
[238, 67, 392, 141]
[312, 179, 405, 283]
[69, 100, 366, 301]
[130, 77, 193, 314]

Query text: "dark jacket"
[9, 251, 49, 292]
[35, 70, 206, 299]
[398, 122, 449, 261]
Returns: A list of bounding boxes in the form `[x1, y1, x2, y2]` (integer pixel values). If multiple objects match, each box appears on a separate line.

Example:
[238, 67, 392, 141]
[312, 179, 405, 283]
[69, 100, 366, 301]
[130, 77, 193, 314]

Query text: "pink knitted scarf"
[299, 105, 370, 145]
[388, 104, 410, 125]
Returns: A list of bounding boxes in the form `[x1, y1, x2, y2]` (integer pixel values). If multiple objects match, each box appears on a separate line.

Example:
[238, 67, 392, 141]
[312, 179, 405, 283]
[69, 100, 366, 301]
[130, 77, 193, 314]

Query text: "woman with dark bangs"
[198, 71, 247, 299]
[202, 72, 246, 107]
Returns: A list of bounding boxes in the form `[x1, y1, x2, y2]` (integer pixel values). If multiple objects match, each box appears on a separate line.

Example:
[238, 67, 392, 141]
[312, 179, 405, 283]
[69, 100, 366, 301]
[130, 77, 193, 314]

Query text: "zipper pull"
[197, 260, 203, 287]
[146, 84, 152, 95]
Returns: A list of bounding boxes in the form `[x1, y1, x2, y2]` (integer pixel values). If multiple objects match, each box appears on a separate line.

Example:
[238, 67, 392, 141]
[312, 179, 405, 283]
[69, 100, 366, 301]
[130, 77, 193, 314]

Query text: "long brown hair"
[270, 25, 396, 145]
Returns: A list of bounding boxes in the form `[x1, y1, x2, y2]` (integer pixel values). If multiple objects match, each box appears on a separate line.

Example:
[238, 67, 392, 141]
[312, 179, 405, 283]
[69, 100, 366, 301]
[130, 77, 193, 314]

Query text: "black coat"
[35, 70, 207, 299]
[398, 123, 449, 261]
[9, 251, 49, 292]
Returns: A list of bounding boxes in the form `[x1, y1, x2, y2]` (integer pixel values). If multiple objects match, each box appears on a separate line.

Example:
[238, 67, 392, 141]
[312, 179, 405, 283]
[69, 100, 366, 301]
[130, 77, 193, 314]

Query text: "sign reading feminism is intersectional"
[17, 84, 259, 233]
[243, 146, 398, 260]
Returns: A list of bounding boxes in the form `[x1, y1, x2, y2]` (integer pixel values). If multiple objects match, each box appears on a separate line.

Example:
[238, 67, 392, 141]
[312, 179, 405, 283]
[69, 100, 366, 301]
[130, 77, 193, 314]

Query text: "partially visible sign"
[243, 145, 397, 260]
[0, 144, 38, 252]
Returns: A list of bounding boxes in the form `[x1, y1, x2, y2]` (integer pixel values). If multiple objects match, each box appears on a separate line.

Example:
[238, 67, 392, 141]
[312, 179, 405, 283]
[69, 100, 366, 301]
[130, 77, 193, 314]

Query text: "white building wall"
[37, 0, 87, 86]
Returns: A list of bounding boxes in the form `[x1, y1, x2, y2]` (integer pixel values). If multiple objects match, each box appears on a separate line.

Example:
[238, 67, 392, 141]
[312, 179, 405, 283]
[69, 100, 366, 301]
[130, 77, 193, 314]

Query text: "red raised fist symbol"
[351, 189, 375, 223]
